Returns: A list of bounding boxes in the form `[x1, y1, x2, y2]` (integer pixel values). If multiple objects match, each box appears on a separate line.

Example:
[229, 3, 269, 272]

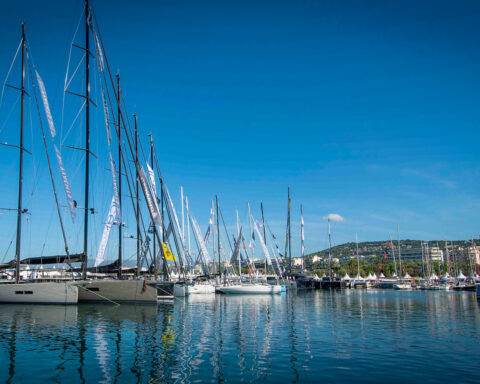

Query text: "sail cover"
[54, 144, 76, 222]
[95, 195, 119, 267]
[35, 70, 56, 138]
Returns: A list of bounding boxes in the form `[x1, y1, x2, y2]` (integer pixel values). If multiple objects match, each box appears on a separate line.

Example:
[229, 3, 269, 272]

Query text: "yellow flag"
[162, 242, 176, 261]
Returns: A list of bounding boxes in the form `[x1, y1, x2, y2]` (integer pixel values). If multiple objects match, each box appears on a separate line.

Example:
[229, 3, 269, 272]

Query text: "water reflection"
[0, 291, 479, 383]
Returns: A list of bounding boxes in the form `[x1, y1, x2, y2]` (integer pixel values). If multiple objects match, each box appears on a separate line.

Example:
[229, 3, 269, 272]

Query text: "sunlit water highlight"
[0, 290, 479, 383]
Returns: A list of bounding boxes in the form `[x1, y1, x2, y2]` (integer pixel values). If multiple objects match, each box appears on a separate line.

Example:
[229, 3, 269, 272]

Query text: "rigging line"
[0, 93, 21, 136]
[120, 139, 154, 268]
[70, 151, 86, 182]
[61, 6, 85, 139]
[60, 100, 86, 146]
[26, 49, 74, 268]
[90, 5, 168, 276]
[218, 205, 234, 253]
[51, 0, 82, 133]
[0, 38, 22, 112]
[27, 83, 38, 199]
[64, 53, 86, 92]
[1, 239, 14, 263]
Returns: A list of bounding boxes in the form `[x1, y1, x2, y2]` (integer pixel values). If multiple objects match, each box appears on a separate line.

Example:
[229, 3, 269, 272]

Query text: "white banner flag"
[146, 163, 156, 197]
[54, 144, 76, 222]
[108, 152, 121, 220]
[254, 219, 272, 266]
[94, 30, 104, 72]
[95, 195, 119, 267]
[139, 166, 162, 228]
[35, 70, 56, 138]
[101, 88, 111, 146]
[191, 215, 211, 264]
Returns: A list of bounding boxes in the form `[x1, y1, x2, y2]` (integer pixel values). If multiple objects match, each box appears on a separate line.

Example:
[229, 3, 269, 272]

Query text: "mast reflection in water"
[0, 291, 479, 383]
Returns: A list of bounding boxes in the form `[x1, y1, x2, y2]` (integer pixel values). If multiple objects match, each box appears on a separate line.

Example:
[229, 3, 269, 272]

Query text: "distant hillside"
[305, 239, 478, 260]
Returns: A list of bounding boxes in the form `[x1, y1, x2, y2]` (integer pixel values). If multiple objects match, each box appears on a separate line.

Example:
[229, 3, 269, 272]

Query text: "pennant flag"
[35, 70, 56, 138]
[162, 242, 176, 261]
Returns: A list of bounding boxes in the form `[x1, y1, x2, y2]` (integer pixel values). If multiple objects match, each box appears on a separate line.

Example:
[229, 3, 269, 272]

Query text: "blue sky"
[0, 0, 479, 263]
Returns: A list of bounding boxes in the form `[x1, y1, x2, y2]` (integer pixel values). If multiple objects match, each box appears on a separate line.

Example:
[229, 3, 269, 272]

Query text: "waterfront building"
[389, 247, 444, 263]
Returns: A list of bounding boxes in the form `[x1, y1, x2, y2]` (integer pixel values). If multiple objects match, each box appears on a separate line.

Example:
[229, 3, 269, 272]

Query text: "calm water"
[0, 290, 479, 383]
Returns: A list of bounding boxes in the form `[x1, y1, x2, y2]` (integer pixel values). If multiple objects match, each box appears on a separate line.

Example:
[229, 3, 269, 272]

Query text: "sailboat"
[392, 227, 411, 290]
[320, 217, 345, 289]
[352, 234, 366, 289]
[217, 203, 281, 295]
[0, 23, 78, 304]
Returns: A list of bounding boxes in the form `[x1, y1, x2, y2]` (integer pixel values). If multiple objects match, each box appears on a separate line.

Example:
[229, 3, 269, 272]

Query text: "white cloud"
[323, 213, 345, 222]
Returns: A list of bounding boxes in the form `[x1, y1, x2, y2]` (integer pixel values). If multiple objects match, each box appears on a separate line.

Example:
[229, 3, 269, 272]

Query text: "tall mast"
[328, 218, 332, 279]
[236, 209, 240, 275]
[288, 187, 292, 274]
[148, 134, 156, 276]
[216, 195, 221, 276]
[81, 0, 90, 280]
[390, 234, 397, 277]
[14, 23, 26, 284]
[261, 202, 266, 275]
[181, 186, 184, 242]
[134, 114, 140, 276]
[300, 204, 304, 271]
[248, 202, 254, 262]
[397, 224, 403, 278]
[356, 233, 360, 277]
[186, 196, 190, 254]
[116, 74, 122, 279]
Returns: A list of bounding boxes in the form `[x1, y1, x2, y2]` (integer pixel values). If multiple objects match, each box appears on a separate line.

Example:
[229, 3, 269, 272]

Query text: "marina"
[1, 0, 480, 382]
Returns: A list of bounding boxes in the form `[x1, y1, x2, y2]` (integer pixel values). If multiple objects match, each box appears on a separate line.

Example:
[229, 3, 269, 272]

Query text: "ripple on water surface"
[0, 290, 479, 383]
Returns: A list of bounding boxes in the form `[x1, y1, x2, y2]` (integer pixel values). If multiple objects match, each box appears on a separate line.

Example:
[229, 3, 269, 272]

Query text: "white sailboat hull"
[77, 280, 158, 302]
[186, 284, 216, 295]
[0, 282, 78, 304]
[218, 284, 282, 295]
[393, 283, 412, 290]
